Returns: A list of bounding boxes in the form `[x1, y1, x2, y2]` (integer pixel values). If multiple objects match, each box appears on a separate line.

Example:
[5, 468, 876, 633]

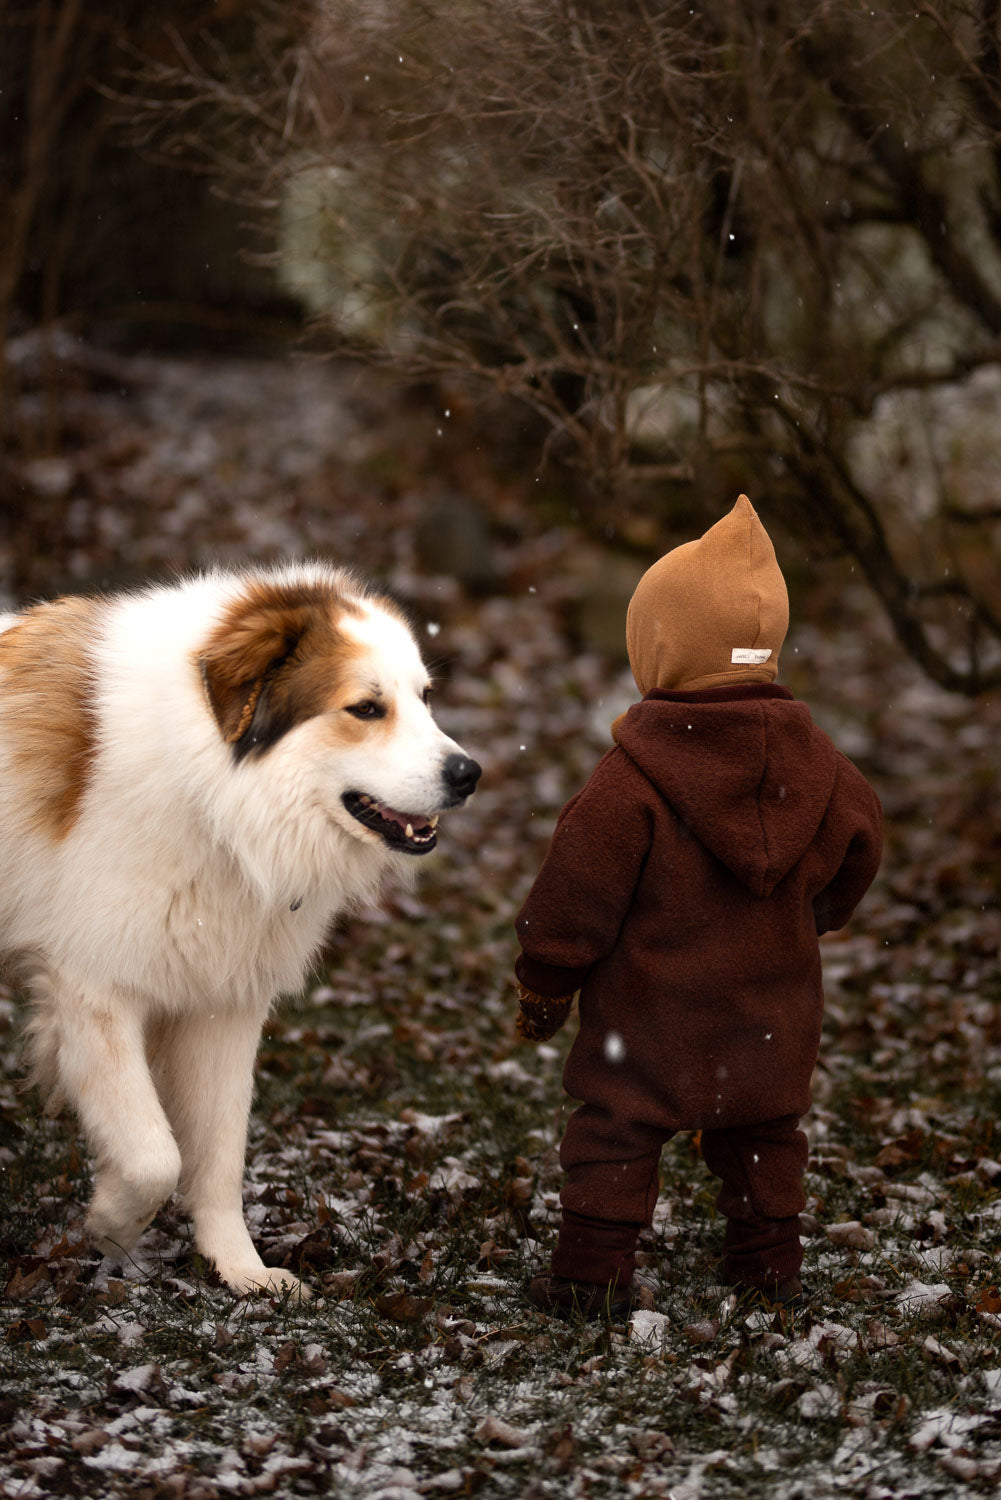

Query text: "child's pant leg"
[699, 1115, 808, 1288]
[552, 1103, 670, 1285]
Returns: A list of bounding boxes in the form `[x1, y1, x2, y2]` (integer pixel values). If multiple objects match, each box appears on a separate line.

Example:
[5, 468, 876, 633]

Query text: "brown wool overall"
[515, 498, 883, 1292]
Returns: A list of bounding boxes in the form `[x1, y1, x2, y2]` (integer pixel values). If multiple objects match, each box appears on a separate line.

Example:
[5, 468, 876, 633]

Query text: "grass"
[2, 451, 1001, 1494]
[4, 876, 1001, 1500]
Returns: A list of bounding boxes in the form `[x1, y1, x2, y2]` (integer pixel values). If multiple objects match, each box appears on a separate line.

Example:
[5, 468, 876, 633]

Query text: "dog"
[0, 562, 481, 1296]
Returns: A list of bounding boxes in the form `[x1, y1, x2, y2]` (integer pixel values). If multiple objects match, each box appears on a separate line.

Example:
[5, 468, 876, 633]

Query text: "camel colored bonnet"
[626, 494, 789, 693]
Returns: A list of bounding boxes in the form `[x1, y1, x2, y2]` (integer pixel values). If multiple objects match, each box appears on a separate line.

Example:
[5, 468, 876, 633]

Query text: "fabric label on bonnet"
[731, 647, 772, 665]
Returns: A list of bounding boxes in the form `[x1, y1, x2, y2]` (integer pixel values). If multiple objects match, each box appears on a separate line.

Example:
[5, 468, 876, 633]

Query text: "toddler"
[515, 495, 882, 1315]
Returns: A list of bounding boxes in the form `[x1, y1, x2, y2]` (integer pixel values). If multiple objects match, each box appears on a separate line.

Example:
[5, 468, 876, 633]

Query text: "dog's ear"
[199, 594, 321, 758]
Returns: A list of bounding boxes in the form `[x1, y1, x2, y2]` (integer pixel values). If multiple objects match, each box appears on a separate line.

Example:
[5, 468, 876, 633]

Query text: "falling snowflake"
[604, 1031, 626, 1063]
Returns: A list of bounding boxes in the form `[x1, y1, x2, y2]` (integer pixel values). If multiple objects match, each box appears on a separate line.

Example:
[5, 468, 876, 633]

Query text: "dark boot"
[528, 1272, 635, 1320]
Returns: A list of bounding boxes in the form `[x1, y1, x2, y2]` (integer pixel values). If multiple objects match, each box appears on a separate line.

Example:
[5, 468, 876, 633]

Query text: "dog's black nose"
[443, 753, 481, 799]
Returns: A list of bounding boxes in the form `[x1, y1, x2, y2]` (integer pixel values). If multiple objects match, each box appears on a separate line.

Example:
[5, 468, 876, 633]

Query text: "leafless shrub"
[105, 2, 1001, 688]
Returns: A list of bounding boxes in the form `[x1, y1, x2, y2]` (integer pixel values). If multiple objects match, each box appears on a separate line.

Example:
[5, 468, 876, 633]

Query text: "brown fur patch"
[198, 577, 366, 759]
[0, 596, 101, 839]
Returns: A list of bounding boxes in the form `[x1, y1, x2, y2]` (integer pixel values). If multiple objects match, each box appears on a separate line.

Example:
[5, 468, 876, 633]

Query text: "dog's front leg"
[151, 1005, 309, 1299]
[53, 985, 182, 1257]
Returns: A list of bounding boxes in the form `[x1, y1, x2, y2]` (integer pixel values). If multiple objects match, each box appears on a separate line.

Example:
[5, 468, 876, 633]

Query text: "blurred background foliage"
[4, 0, 1001, 692]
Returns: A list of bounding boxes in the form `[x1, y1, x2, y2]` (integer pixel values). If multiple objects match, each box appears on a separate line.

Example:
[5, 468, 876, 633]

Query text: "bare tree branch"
[118, 0, 1001, 693]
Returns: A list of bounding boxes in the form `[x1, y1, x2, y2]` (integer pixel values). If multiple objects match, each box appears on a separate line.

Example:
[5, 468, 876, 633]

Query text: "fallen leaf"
[826, 1221, 876, 1250]
[922, 1335, 964, 1369]
[976, 1287, 1001, 1315]
[70, 1429, 111, 1455]
[477, 1239, 510, 1269]
[244, 1433, 278, 1456]
[273, 1340, 299, 1373]
[875, 1131, 926, 1171]
[547, 1424, 576, 1466]
[46, 1234, 87, 1261]
[375, 1291, 433, 1323]
[323, 1389, 358, 1410]
[5, 1318, 46, 1344]
[683, 1317, 719, 1344]
[505, 1175, 534, 1209]
[865, 1318, 903, 1350]
[629, 1430, 676, 1460]
[5, 1260, 50, 1298]
[476, 1415, 532, 1449]
[323, 1270, 361, 1299]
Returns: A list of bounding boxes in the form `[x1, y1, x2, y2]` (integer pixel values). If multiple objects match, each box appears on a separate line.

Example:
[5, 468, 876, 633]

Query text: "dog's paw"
[87, 1218, 141, 1259]
[222, 1265, 313, 1301]
[86, 1189, 164, 1257]
[86, 1147, 181, 1257]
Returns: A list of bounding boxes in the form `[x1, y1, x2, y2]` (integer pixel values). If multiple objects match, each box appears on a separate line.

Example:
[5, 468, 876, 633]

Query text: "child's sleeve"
[514, 750, 654, 999]
[813, 757, 884, 935]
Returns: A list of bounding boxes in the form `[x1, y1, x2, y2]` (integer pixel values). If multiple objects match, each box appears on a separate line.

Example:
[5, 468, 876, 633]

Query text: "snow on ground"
[2, 340, 1001, 1497]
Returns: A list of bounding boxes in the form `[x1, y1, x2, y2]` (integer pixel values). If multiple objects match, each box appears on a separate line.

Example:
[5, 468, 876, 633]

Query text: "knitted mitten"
[515, 983, 574, 1041]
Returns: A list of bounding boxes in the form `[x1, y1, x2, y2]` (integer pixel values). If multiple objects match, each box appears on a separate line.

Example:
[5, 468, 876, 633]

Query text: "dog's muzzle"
[340, 754, 480, 856]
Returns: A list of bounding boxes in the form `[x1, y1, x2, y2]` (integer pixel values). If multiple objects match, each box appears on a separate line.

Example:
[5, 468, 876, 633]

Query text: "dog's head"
[199, 569, 480, 856]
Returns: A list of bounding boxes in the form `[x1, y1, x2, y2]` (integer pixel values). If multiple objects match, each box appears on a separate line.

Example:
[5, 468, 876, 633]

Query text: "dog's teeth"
[430, 815, 439, 828]
[405, 823, 414, 839]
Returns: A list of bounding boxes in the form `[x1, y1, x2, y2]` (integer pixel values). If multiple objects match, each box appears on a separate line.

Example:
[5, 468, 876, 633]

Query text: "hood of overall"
[614, 686, 838, 898]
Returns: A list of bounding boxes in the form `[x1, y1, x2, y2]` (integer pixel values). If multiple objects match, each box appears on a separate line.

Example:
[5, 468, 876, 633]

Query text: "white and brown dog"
[0, 563, 480, 1296]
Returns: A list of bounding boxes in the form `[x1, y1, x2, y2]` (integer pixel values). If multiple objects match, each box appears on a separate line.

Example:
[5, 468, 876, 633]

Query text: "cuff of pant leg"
[551, 1209, 640, 1287]
[551, 1245, 637, 1287]
[722, 1214, 803, 1288]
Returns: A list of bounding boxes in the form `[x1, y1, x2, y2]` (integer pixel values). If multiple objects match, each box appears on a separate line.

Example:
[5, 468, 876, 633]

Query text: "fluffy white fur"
[0, 563, 479, 1297]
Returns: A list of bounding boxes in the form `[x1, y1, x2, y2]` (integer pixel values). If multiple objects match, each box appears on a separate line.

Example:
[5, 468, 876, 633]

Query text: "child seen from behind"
[515, 495, 883, 1316]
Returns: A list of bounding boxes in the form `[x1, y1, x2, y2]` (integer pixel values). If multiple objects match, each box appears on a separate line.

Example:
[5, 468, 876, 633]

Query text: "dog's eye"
[422, 686, 432, 706]
[345, 700, 385, 720]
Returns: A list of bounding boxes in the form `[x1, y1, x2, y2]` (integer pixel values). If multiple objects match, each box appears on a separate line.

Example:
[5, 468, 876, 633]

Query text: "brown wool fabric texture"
[515, 686, 883, 1123]
[626, 493, 789, 694]
[514, 683, 883, 1287]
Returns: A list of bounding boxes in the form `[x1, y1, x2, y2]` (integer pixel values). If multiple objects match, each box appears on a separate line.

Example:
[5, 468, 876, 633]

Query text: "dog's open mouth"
[342, 791, 439, 855]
